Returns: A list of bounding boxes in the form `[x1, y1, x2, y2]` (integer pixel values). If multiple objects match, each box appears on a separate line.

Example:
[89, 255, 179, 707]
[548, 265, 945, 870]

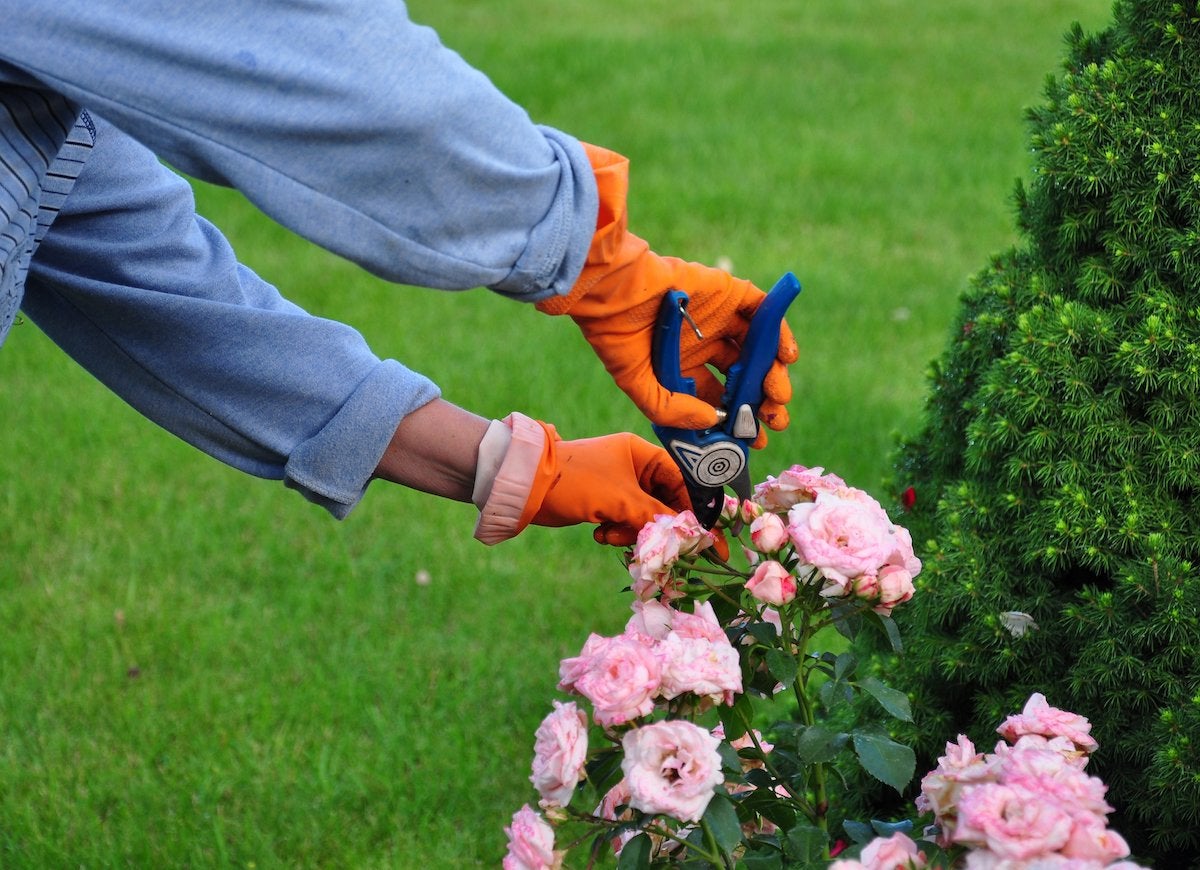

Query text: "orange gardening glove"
[537, 143, 799, 443]
[522, 425, 690, 546]
[473, 414, 727, 555]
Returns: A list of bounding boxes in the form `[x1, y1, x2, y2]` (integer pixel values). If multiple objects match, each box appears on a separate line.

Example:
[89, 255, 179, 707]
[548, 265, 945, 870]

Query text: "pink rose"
[749, 512, 790, 553]
[530, 701, 588, 808]
[625, 599, 675, 641]
[559, 634, 661, 727]
[998, 746, 1111, 816]
[668, 601, 727, 643]
[658, 631, 742, 705]
[1060, 815, 1131, 863]
[874, 564, 915, 615]
[628, 512, 715, 601]
[753, 465, 847, 511]
[746, 560, 798, 606]
[502, 804, 562, 870]
[787, 492, 900, 585]
[917, 735, 995, 822]
[622, 720, 724, 822]
[860, 831, 927, 869]
[997, 694, 1099, 753]
[997, 733, 1089, 770]
[952, 783, 1074, 860]
[656, 602, 741, 704]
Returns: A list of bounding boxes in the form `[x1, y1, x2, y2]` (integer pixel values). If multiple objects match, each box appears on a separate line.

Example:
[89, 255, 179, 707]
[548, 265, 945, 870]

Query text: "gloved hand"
[537, 144, 799, 442]
[473, 414, 692, 546]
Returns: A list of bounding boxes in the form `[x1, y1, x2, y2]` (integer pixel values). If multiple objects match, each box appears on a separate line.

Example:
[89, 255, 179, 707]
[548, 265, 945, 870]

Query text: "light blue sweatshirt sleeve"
[0, 0, 598, 301]
[22, 116, 439, 518]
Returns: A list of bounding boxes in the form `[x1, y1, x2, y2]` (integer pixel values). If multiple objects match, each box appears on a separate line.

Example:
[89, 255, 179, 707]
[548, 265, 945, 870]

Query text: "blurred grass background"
[0, 1, 1110, 866]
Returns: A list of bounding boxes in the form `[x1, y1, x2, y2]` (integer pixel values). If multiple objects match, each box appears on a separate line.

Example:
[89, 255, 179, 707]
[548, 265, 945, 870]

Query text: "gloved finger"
[777, 317, 799, 365]
[762, 359, 793, 407]
[594, 523, 639, 547]
[686, 366, 726, 409]
[689, 338, 740, 376]
[752, 427, 768, 450]
[708, 528, 731, 562]
[759, 399, 790, 432]
[600, 341, 722, 430]
[628, 436, 690, 512]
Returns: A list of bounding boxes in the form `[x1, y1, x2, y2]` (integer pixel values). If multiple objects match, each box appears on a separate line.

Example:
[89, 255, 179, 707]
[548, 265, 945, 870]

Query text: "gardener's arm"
[27, 116, 688, 539]
[373, 400, 692, 547]
[1, 0, 796, 435]
[0, 0, 596, 302]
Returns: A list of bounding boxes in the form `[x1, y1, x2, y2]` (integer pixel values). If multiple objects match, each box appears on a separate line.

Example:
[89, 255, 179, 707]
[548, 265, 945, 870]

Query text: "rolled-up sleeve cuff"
[284, 359, 440, 519]
[487, 128, 598, 303]
[473, 412, 546, 545]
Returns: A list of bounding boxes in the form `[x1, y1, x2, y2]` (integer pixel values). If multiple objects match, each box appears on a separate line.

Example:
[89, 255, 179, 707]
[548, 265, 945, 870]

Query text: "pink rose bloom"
[887, 523, 923, 576]
[997, 693, 1099, 753]
[746, 560, 798, 606]
[628, 512, 714, 601]
[559, 634, 662, 727]
[860, 832, 927, 869]
[750, 511, 790, 553]
[997, 733, 1089, 770]
[658, 631, 742, 705]
[622, 720, 724, 822]
[917, 735, 995, 821]
[625, 599, 675, 641]
[874, 564, 915, 615]
[753, 464, 847, 511]
[1060, 815, 1131, 863]
[999, 746, 1111, 816]
[787, 492, 900, 585]
[952, 783, 1074, 860]
[720, 494, 741, 523]
[828, 862, 868, 870]
[503, 804, 562, 870]
[530, 701, 588, 808]
[668, 600, 727, 644]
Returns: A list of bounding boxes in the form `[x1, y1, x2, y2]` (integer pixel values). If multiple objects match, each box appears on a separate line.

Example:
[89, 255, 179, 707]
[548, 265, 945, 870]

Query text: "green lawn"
[0, 1, 1111, 866]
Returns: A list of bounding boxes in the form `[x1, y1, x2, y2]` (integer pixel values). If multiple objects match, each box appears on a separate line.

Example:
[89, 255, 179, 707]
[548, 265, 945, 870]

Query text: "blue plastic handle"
[721, 271, 802, 416]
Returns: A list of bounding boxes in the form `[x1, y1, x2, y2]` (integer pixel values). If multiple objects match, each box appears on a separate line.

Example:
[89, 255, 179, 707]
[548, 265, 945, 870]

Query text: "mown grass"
[0, 1, 1110, 866]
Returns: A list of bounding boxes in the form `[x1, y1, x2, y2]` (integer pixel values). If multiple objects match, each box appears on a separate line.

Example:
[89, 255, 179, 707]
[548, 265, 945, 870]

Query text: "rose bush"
[500, 466, 1145, 869]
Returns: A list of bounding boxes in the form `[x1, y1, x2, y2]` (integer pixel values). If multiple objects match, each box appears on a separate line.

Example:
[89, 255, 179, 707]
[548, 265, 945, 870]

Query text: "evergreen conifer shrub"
[882, 1, 1200, 861]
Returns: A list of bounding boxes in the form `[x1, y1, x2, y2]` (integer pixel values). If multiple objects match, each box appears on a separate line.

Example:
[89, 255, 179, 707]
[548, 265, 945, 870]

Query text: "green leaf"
[834, 651, 858, 681]
[765, 649, 799, 685]
[703, 794, 744, 854]
[842, 818, 875, 845]
[784, 824, 827, 863]
[616, 832, 652, 870]
[869, 612, 904, 652]
[793, 724, 848, 764]
[829, 601, 862, 641]
[718, 691, 755, 742]
[719, 741, 745, 775]
[871, 819, 916, 837]
[740, 846, 785, 870]
[858, 676, 914, 722]
[746, 621, 780, 645]
[852, 727, 916, 793]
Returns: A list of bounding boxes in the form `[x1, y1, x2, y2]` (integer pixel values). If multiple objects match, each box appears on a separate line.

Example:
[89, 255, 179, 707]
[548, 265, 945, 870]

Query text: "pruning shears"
[651, 272, 802, 529]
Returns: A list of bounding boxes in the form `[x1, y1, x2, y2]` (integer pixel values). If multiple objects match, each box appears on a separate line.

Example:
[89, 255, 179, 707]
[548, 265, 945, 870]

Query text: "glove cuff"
[473, 413, 556, 545]
[535, 142, 645, 316]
